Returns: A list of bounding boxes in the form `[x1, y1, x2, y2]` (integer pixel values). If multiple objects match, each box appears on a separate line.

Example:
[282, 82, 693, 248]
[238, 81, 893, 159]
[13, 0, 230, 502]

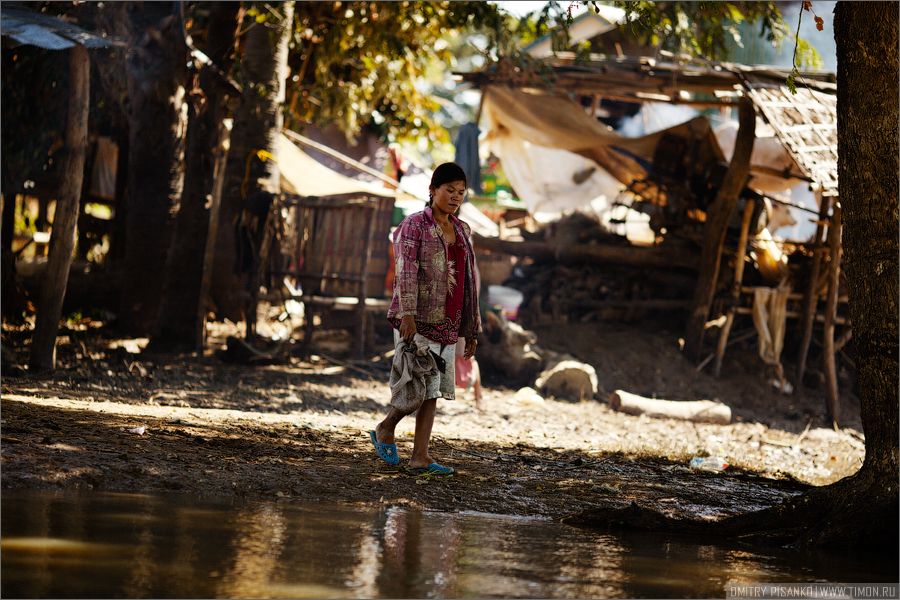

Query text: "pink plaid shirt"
[387, 206, 481, 340]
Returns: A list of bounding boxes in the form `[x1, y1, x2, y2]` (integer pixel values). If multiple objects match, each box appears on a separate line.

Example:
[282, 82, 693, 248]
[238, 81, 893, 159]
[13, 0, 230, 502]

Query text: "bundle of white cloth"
[389, 334, 439, 413]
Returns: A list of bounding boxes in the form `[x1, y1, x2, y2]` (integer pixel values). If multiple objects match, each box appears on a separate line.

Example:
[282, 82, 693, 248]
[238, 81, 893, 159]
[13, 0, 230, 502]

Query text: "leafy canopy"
[283, 1, 509, 148]
[596, 1, 824, 92]
[599, 1, 791, 60]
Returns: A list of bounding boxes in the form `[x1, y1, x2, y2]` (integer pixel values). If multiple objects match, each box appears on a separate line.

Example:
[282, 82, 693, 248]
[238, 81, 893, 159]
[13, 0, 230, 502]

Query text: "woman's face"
[430, 180, 467, 216]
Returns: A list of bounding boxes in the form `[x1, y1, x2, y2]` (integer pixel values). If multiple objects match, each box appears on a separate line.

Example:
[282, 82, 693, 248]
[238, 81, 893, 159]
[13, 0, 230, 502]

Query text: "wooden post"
[197, 126, 230, 350]
[29, 45, 89, 372]
[682, 97, 756, 363]
[823, 202, 842, 425]
[302, 304, 315, 359]
[796, 191, 831, 388]
[245, 194, 281, 341]
[354, 200, 378, 359]
[713, 198, 756, 377]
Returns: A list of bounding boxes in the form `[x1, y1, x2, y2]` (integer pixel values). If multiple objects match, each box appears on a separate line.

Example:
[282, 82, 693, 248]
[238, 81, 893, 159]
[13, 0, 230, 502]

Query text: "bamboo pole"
[197, 126, 230, 350]
[282, 129, 403, 190]
[797, 192, 831, 388]
[682, 97, 756, 363]
[713, 199, 756, 377]
[823, 203, 842, 425]
[733, 306, 848, 325]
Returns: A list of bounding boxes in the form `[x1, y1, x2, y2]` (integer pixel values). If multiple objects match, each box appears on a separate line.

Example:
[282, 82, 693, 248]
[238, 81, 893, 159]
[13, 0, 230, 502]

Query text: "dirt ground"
[1, 310, 865, 525]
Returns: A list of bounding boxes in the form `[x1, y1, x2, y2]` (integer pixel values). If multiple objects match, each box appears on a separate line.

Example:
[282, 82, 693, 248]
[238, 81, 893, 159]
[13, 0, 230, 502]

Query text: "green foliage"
[786, 2, 826, 94]
[599, 1, 790, 61]
[794, 38, 823, 70]
[578, 1, 824, 94]
[498, 1, 582, 75]
[283, 1, 508, 148]
[512, 1, 575, 48]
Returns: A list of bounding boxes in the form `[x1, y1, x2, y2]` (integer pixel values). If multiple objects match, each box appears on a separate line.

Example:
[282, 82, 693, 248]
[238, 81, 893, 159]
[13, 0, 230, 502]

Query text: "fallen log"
[607, 390, 732, 424]
[535, 357, 598, 402]
[472, 233, 700, 271]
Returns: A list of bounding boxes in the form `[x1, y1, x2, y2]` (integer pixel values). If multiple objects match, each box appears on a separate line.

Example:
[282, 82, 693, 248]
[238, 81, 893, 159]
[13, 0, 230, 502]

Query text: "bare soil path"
[1, 319, 865, 524]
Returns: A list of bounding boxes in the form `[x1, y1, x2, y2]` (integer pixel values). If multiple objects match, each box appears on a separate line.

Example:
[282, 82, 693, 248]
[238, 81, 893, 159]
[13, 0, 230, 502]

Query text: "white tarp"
[278, 134, 499, 237]
[480, 85, 726, 225]
[482, 128, 623, 222]
[276, 134, 400, 198]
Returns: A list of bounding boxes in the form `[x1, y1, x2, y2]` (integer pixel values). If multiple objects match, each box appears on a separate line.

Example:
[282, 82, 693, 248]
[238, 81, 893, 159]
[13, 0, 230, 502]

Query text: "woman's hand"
[464, 336, 478, 359]
[399, 315, 417, 343]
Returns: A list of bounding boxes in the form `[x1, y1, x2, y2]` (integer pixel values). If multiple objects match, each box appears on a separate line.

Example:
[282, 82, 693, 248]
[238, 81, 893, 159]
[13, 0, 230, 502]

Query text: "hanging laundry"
[454, 122, 482, 194]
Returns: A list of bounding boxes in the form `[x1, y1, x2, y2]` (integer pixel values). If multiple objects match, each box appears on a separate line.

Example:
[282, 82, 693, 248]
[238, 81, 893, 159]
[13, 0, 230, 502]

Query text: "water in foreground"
[1, 490, 895, 599]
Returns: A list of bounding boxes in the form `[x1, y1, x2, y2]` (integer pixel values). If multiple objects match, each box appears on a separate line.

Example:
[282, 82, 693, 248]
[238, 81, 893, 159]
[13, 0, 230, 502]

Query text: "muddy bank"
[0, 319, 864, 523]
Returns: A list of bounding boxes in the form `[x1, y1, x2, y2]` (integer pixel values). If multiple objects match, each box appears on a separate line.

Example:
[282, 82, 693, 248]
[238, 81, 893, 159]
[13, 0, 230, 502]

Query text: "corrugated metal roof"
[1, 5, 118, 50]
[2, 19, 75, 49]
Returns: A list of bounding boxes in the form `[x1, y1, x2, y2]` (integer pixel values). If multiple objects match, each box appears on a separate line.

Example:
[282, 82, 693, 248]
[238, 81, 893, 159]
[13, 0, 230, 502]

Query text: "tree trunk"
[682, 97, 756, 363]
[29, 45, 89, 372]
[210, 3, 294, 325]
[117, 1, 188, 336]
[147, 2, 242, 353]
[831, 0, 898, 515]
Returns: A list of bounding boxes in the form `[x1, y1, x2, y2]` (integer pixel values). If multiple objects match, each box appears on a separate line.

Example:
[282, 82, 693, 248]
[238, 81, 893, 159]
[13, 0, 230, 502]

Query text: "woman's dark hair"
[430, 162, 468, 202]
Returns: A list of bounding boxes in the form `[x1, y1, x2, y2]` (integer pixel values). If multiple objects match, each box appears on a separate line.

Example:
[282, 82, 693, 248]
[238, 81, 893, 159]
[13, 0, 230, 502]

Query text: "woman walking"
[370, 162, 481, 474]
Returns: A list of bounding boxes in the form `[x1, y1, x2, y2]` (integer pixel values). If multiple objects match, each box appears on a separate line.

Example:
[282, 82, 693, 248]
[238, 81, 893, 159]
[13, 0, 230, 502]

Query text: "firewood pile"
[489, 213, 700, 328]
[505, 261, 699, 327]
[479, 210, 827, 331]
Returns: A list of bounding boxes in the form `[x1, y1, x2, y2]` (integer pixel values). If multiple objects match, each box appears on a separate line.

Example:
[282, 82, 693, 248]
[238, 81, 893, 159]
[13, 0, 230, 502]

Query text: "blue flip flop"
[370, 431, 399, 465]
[406, 462, 454, 475]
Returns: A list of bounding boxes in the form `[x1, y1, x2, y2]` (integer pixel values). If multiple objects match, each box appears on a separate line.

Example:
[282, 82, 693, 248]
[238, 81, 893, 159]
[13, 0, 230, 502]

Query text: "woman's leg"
[408, 398, 438, 468]
[375, 407, 408, 445]
[472, 359, 484, 411]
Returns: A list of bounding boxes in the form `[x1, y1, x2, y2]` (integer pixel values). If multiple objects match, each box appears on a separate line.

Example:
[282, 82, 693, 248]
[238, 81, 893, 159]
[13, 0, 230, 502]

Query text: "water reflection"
[1, 491, 895, 598]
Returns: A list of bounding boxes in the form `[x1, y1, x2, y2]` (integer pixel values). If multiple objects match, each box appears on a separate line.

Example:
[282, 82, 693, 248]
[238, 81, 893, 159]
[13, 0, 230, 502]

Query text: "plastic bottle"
[689, 456, 729, 472]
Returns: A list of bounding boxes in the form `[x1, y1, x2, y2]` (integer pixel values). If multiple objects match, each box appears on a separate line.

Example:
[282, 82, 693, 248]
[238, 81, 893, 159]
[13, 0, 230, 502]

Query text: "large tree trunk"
[829, 0, 899, 528]
[147, 2, 242, 353]
[210, 2, 294, 326]
[29, 45, 89, 372]
[117, 1, 188, 336]
[682, 98, 755, 363]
